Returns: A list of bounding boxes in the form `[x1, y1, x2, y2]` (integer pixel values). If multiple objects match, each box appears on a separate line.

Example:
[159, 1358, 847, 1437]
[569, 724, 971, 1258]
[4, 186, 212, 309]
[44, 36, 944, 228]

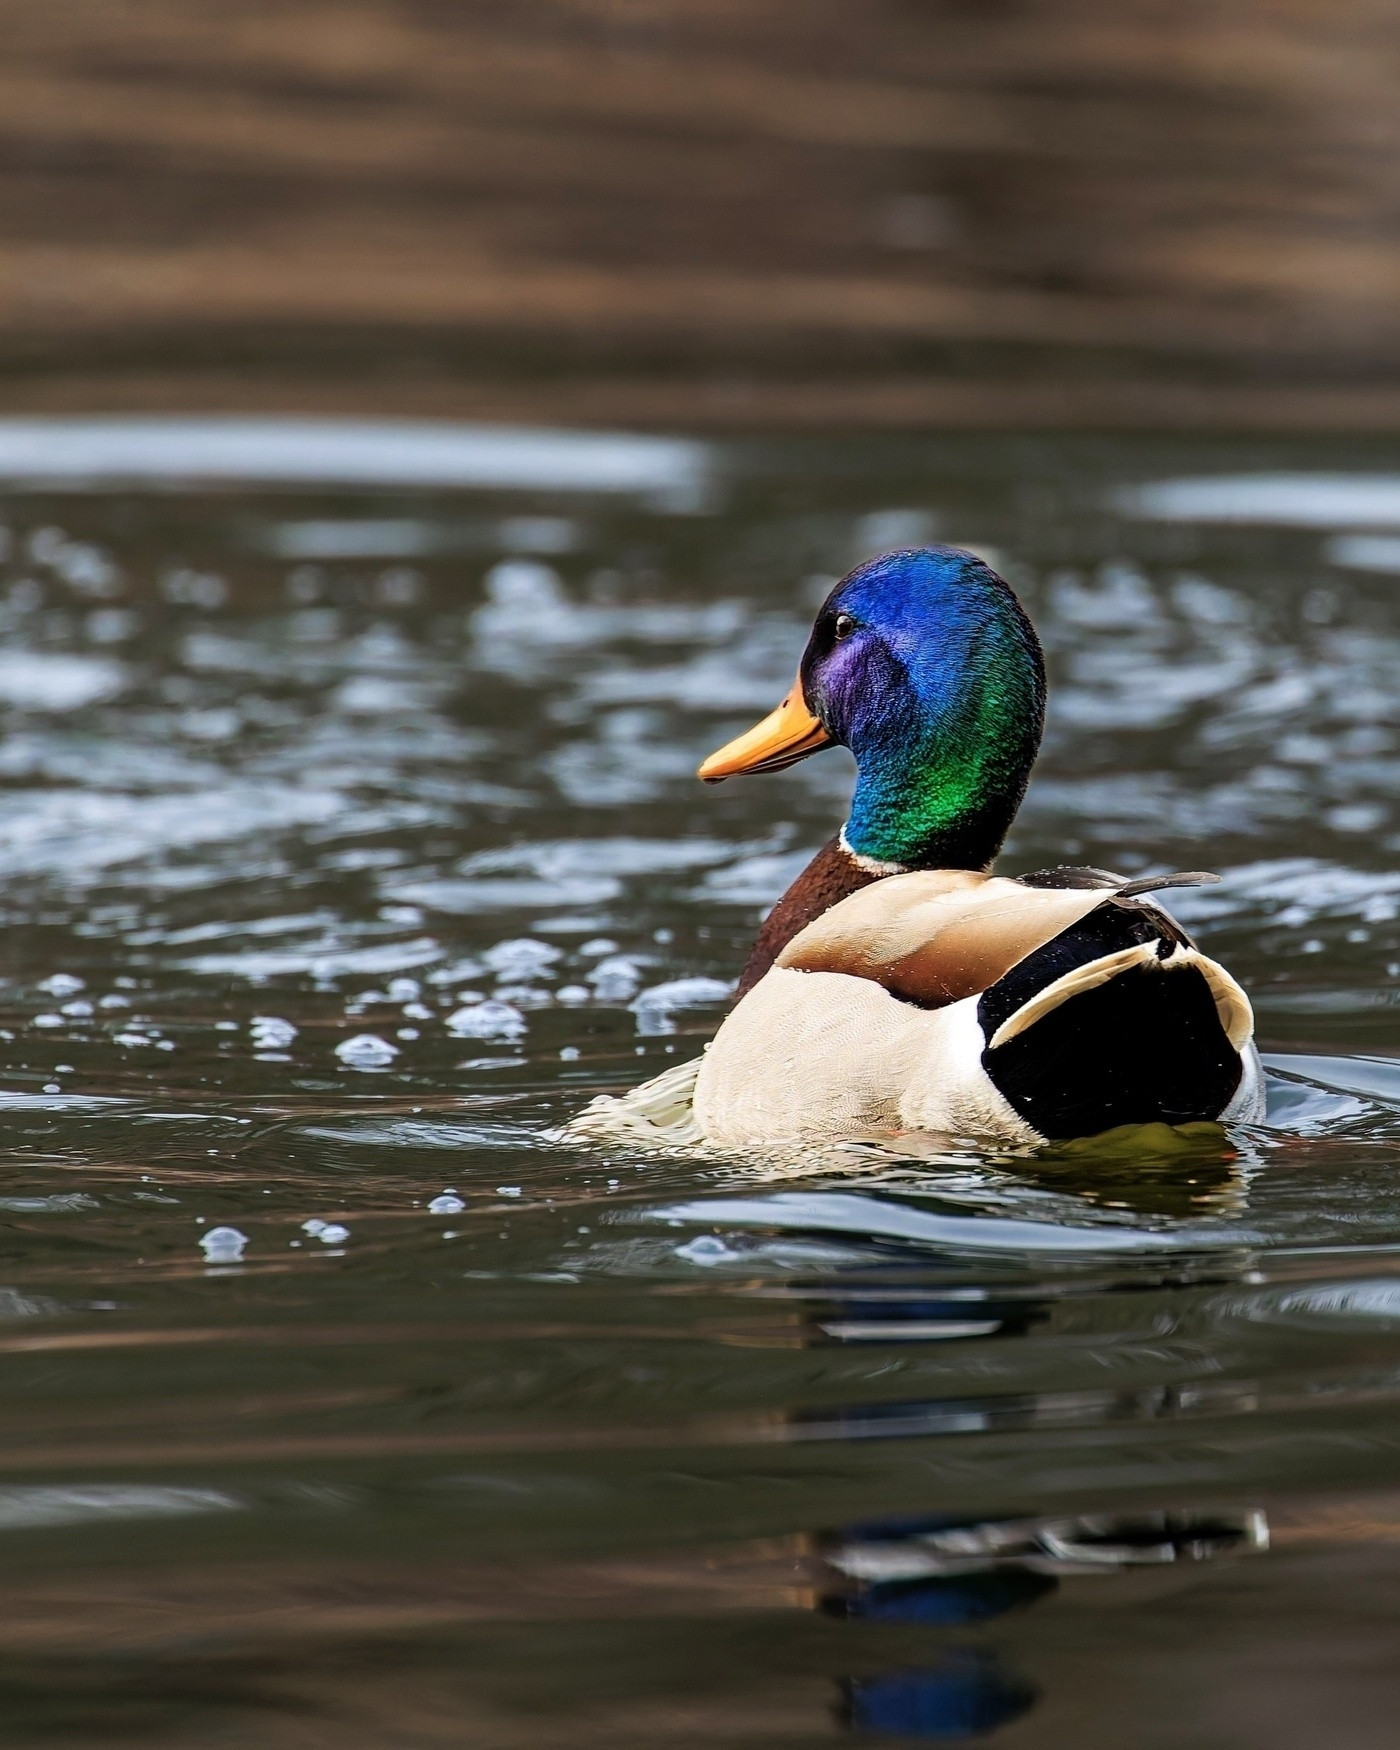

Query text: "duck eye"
[833, 612, 856, 641]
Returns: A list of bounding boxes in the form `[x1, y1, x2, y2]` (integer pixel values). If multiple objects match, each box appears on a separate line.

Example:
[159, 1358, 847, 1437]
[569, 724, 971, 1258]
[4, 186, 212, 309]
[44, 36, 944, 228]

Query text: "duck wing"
[1018, 864, 1222, 899]
[774, 869, 1135, 1008]
[976, 921, 1254, 1138]
[774, 866, 1225, 1012]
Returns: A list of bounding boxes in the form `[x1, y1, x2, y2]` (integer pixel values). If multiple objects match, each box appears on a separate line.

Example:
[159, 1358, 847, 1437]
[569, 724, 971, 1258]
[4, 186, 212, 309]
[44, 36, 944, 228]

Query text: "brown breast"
[734, 836, 881, 999]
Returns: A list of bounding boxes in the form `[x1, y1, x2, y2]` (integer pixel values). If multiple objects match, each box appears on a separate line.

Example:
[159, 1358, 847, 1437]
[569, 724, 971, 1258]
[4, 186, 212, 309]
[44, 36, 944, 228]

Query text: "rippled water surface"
[4, 428, 1400, 1746]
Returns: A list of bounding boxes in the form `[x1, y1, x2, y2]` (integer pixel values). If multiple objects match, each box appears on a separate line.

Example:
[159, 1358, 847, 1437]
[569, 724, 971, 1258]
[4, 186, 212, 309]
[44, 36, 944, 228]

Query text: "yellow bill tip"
[697, 684, 832, 782]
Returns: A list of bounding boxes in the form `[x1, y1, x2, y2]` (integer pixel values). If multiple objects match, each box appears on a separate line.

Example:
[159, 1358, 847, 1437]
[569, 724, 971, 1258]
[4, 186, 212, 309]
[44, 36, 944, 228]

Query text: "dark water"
[2, 424, 1400, 1745]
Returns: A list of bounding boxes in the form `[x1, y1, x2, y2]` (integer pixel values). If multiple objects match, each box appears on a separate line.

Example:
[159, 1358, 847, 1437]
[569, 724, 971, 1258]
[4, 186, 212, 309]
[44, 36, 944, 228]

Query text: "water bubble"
[316, 1224, 350, 1246]
[335, 1034, 399, 1068]
[38, 975, 84, 997]
[630, 976, 734, 1035]
[199, 1226, 248, 1263]
[250, 1016, 297, 1050]
[589, 956, 645, 1001]
[445, 1001, 526, 1041]
[429, 1194, 466, 1215]
[674, 1234, 742, 1267]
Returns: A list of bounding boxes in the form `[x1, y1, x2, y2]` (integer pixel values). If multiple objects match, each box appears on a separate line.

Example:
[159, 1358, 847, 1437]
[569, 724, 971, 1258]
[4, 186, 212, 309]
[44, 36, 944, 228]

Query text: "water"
[1, 426, 1400, 1744]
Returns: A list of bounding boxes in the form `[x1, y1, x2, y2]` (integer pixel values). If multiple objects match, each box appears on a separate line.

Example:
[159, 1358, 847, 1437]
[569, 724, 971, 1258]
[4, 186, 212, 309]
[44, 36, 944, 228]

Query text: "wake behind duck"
[573, 546, 1263, 1149]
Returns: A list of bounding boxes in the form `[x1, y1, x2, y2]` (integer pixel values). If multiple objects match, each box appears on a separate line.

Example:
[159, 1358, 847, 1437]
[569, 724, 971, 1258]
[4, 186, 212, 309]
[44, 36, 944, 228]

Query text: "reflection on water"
[825, 1506, 1269, 1584]
[840, 1654, 1037, 1740]
[825, 1504, 1266, 1737]
[1, 430, 1400, 1742]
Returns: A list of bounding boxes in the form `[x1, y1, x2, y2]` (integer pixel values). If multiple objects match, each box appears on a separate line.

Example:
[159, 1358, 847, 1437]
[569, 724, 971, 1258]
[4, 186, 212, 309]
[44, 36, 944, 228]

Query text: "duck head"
[700, 547, 1045, 871]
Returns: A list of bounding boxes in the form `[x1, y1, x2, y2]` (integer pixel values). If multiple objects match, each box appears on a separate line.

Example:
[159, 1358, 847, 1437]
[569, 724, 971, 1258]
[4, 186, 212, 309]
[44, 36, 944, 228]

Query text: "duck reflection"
[804, 1289, 1047, 1347]
[840, 1651, 1037, 1740]
[821, 1506, 1267, 1738]
[1014, 1120, 1253, 1218]
[842, 1111, 1258, 1219]
[825, 1505, 1268, 1589]
[825, 1564, 1055, 1625]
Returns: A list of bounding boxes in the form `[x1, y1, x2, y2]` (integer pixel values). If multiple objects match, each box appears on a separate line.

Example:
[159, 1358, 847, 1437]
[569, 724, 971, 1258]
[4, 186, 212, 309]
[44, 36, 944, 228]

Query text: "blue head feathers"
[800, 547, 1045, 869]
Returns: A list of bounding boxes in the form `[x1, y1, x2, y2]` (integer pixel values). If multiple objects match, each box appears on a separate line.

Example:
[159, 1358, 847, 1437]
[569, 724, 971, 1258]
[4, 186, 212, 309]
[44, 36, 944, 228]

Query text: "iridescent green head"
[800, 547, 1045, 869]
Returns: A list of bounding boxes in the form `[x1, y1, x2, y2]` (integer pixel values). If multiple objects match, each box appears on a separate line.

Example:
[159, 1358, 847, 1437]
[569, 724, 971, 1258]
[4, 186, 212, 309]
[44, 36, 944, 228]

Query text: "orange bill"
[698, 682, 832, 782]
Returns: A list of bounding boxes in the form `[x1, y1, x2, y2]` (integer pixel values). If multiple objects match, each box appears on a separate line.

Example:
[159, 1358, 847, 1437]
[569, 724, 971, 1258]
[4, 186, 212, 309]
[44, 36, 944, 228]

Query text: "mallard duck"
[580, 546, 1263, 1149]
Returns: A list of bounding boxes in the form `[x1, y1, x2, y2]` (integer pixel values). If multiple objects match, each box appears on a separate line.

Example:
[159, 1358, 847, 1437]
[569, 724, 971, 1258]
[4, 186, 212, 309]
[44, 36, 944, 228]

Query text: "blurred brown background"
[6, 0, 1400, 429]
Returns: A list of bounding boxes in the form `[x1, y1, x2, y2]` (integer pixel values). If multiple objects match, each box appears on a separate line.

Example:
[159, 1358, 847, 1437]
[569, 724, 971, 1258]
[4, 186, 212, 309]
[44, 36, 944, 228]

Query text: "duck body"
[693, 866, 1263, 1148]
[575, 546, 1264, 1149]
